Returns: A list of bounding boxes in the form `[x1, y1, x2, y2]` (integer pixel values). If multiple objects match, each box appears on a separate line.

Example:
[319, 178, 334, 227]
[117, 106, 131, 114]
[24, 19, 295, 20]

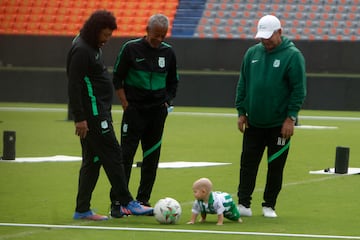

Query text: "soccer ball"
[153, 197, 182, 224]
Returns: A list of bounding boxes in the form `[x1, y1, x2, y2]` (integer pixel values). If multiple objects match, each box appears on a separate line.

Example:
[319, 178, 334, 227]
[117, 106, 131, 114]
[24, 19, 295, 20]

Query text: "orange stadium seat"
[0, 0, 178, 37]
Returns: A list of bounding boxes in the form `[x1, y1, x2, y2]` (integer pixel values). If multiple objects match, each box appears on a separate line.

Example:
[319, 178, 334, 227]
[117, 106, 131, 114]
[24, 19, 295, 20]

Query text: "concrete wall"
[1, 35, 359, 110]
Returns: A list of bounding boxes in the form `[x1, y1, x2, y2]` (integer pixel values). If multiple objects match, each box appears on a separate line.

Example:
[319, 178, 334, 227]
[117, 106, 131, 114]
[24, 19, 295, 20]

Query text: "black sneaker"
[110, 202, 126, 218]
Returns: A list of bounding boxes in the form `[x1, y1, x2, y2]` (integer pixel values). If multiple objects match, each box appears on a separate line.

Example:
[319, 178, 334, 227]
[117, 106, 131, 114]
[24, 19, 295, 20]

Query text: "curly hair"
[80, 10, 117, 48]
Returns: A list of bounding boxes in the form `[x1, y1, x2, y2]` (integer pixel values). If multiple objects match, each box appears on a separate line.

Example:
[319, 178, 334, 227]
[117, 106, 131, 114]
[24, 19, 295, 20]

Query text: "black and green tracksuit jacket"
[67, 35, 113, 122]
[112, 37, 178, 108]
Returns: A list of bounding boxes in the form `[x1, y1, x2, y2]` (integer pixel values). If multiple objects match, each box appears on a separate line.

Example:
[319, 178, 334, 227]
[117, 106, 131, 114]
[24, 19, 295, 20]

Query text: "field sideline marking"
[0, 177, 346, 240]
[1, 107, 360, 121]
[0, 223, 359, 239]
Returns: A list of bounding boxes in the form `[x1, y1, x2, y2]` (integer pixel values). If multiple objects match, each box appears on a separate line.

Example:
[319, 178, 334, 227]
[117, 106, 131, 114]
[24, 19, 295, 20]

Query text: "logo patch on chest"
[101, 120, 108, 129]
[273, 59, 280, 68]
[158, 57, 165, 68]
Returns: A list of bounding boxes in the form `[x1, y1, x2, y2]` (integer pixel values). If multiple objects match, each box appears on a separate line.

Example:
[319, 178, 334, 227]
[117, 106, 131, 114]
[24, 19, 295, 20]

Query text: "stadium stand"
[0, 0, 359, 40]
[193, 0, 360, 40]
[170, 0, 207, 37]
[0, 0, 178, 37]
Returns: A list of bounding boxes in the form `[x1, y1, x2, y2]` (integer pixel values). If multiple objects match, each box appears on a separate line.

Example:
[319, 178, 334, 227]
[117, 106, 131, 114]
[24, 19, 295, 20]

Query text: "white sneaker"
[262, 207, 277, 218]
[238, 204, 252, 217]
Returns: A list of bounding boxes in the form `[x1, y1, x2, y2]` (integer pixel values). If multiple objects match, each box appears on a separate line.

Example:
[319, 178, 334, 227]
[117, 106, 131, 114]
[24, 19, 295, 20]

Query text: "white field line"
[0, 223, 359, 239]
[0, 170, 354, 239]
[0, 221, 92, 240]
[0, 177, 350, 240]
[1, 106, 360, 121]
[0, 107, 67, 112]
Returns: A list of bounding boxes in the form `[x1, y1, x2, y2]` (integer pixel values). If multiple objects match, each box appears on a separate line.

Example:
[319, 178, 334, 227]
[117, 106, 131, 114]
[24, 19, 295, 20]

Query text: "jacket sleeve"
[235, 49, 250, 117]
[166, 49, 179, 104]
[67, 46, 89, 122]
[113, 44, 130, 90]
[287, 50, 307, 118]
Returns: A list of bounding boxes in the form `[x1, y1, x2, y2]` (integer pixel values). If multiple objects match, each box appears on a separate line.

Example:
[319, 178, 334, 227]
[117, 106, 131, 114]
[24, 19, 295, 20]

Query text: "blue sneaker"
[123, 200, 154, 216]
[73, 210, 108, 221]
[138, 200, 154, 216]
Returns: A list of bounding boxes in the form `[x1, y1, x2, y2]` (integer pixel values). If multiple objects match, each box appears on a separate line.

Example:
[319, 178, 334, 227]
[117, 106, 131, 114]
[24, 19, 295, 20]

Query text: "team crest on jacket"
[101, 120, 108, 129]
[273, 59, 280, 68]
[158, 57, 165, 68]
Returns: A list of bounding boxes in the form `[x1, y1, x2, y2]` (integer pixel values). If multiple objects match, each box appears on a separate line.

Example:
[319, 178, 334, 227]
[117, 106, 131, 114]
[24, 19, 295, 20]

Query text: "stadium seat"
[0, 0, 178, 37]
[284, 4, 296, 12]
[271, 3, 285, 12]
[258, 3, 270, 12]
[1, 0, 360, 40]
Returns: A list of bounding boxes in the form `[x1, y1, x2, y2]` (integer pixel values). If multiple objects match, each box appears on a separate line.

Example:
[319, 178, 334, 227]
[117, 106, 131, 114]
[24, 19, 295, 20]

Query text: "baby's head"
[192, 177, 213, 201]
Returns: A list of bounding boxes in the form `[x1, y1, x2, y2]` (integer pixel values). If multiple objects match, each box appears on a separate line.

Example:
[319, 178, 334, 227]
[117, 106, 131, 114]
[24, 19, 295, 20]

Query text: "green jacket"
[235, 36, 306, 128]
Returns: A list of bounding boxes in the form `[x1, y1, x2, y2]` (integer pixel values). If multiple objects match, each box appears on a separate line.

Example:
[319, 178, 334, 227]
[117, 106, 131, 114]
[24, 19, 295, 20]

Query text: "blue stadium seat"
[171, 0, 207, 37]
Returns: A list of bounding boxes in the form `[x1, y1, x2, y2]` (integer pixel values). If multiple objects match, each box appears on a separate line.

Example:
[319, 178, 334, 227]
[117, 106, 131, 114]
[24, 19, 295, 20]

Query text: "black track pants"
[75, 117, 133, 213]
[121, 104, 168, 203]
[237, 125, 290, 209]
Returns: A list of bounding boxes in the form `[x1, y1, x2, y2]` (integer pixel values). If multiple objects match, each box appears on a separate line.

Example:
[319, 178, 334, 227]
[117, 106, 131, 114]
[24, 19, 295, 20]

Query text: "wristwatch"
[289, 116, 296, 121]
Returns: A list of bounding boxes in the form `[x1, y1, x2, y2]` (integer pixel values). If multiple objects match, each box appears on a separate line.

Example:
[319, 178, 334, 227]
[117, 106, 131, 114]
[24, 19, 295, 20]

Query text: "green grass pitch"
[0, 102, 360, 240]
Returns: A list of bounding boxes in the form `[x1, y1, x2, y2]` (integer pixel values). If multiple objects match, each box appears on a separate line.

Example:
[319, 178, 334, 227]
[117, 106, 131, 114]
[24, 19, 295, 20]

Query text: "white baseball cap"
[255, 15, 281, 39]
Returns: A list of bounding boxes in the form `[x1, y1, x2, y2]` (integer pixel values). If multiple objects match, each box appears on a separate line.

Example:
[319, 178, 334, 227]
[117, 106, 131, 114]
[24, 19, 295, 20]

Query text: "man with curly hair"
[67, 10, 153, 220]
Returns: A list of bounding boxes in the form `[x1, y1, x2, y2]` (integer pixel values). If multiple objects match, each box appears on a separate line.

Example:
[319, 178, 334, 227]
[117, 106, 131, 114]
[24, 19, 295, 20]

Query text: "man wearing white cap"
[235, 15, 306, 218]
